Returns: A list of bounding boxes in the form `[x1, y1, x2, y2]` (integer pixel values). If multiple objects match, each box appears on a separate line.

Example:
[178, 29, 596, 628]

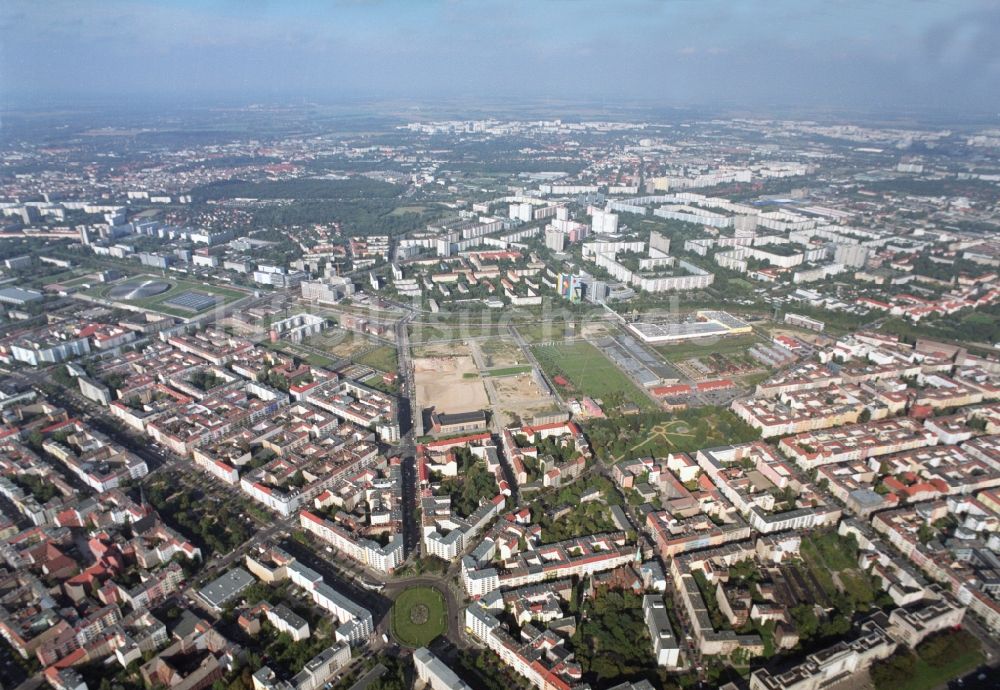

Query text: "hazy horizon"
[2, 0, 999, 119]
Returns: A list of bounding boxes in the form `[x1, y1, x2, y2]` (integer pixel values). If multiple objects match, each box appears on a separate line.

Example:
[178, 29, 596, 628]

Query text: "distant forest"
[189, 177, 436, 234]
[250, 200, 435, 236]
[190, 177, 402, 202]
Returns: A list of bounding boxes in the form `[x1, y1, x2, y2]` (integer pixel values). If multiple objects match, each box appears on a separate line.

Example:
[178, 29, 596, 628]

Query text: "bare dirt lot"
[582, 321, 614, 338]
[414, 355, 489, 416]
[413, 341, 471, 359]
[492, 372, 560, 427]
[479, 337, 527, 368]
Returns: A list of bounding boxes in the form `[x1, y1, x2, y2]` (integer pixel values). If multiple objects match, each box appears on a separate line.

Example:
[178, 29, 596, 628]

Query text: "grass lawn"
[839, 570, 878, 605]
[740, 370, 773, 387]
[479, 338, 517, 355]
[902, 653, 985, 690]
[803, 530, 858, 570]
[389, 204, 429, 215]
[486, 365, 533, 377]
[408, 322, 504, 343]
[45, 270, 94, 288]
[307, 330, 376, 358]
[654, 333, 760, 362]
[532, 341, 656, 413]
[478, 337, 528, 366]
[800, 531, 878, 608]
[260, 339, 338, 368]
[623, 419, 708, 457]
[19, 267, 90, 291]
[364, 373, 398, 394]
[354, 345, 398, 373]
[515, 321, 581, 344]
[391, 586, 447, 647]
[408, 323, 452, 343]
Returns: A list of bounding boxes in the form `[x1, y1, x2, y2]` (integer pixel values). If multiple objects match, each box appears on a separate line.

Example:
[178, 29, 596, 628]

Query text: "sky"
[1, 0, 999, 116]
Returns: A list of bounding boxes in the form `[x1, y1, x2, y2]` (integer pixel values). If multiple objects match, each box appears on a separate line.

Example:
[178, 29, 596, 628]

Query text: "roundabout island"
[390, 585, 447, 647]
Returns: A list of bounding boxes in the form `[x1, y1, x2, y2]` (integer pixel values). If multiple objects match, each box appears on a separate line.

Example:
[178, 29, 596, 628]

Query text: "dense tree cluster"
[145, 481, 249, 558]
[12, 474, 59, 502]
[188, 368, 224, 391]
[884, 302, 1000, 346]
[439, 448, 497, 516]
[253, 200, 433, 237]
[533, 476, 622, 544]
[571, 589, 655, 684]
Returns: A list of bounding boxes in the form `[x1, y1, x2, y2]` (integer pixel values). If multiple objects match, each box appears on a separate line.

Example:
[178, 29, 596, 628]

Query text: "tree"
[790, 604, 819, 639]
[820, 615, 851, 637]
[26, 430, 45, 452]
[288, 470, 306, 488]
[917, 523, 935, 544]
[917, 630, 979, 667]
[870, 649, 917, 689]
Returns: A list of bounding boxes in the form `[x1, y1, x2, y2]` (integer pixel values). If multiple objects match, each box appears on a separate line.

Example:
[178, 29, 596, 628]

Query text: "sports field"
[391, 586, 447, 647]
[532, 341, 656, 412]
[93, 274, 246, 317]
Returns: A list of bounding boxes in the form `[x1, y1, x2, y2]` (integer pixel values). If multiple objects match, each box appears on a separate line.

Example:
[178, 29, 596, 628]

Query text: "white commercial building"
[413, 648, 473, 690]
[300, 278, 355, 304]
[286, 561, 373, 644]
[643, 595, 681, 667]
